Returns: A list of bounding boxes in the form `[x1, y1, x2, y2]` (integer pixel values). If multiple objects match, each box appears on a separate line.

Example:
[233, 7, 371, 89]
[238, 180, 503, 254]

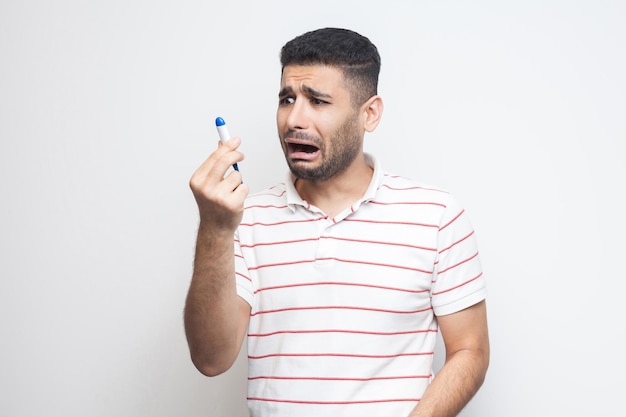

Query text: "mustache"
[282, 130, 324, 148]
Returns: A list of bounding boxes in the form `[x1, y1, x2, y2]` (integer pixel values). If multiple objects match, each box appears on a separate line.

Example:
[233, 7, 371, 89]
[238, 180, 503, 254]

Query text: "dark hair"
[280, 28, 381, 106]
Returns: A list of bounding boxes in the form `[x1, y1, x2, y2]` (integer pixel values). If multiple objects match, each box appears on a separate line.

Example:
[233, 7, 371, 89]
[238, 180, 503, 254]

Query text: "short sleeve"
[234, 230, 254, 307]
[431, 193, 486, 316]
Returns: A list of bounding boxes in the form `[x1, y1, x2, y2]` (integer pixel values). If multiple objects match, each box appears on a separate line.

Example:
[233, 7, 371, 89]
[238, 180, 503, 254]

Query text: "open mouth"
[286, 139, 321, 161]
[289, 143, 319, 153]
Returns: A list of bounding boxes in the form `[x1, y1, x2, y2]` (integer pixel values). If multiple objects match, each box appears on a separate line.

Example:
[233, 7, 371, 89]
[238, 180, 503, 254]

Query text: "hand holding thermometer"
[215, 117, 240, 173]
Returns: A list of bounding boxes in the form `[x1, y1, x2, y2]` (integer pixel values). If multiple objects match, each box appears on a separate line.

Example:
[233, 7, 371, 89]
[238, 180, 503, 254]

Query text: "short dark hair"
[280, 27, 381, 106]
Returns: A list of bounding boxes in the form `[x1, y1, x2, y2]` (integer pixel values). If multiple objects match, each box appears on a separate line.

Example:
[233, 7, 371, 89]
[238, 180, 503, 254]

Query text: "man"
[185, 27, 489, 417]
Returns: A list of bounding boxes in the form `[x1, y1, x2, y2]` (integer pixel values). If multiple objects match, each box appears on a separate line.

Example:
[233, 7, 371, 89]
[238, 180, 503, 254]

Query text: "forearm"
[407, 348, 489, 417]
[184, 223, 241, 376]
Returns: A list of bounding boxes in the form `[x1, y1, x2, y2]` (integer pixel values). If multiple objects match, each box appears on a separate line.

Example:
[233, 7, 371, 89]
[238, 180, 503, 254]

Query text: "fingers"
[191, 138, 243, 188]
[192, 137, 243, 183]
[189, 137, 248, 230]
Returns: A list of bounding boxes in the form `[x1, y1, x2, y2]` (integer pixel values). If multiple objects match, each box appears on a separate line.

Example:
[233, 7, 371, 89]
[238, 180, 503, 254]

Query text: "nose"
[284, 99, 308, 131]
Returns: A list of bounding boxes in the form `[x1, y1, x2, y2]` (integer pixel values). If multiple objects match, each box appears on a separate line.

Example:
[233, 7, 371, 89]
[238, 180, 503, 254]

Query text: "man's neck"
[295, 155, 373, 218]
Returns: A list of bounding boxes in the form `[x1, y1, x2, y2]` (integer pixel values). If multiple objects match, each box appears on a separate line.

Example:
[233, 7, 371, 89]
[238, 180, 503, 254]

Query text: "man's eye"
[311, 98, 327, 105]
[280, 97, 295, 105]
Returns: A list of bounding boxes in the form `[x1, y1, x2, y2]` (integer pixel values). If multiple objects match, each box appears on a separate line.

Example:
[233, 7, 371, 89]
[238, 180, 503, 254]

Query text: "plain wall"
[1, 1, 624, 416]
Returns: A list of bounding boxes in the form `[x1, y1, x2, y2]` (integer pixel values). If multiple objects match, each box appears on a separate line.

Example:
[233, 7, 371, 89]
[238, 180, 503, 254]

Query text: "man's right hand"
[189, 137, 248, 232]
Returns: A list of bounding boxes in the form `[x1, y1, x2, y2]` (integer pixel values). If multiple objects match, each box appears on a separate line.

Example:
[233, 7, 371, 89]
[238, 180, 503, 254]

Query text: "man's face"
[276, 65, 364, 182]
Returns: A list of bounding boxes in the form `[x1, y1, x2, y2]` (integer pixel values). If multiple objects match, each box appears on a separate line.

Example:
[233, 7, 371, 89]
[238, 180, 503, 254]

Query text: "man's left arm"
[408, 300, 490, 417]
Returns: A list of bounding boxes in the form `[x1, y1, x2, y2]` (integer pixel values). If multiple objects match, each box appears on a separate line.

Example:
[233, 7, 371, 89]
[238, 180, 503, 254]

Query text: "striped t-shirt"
[234, 154, 486, 417]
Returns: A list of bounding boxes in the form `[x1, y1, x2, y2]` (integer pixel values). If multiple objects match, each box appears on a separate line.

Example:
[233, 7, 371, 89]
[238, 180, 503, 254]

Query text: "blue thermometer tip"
[214, 116, 241, 177]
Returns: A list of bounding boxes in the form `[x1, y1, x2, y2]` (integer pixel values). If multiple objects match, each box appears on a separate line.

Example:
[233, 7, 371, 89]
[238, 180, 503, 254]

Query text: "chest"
[241, 203, 442, 318]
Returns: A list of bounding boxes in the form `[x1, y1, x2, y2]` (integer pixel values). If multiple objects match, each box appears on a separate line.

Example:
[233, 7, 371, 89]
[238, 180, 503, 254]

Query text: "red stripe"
[249, 256, 437, 274]
[249, 257, 433, 273]
[439, 230, 475, 254]
[440, 209, 464, 231]
[245, 203, 289, 210]
[248, 328, 438, 337]
[321, 235, 437, 251]
[247, 396, 421, 405]
[241, 235, 436, 251]
[249, 351, 433, 360]
[248, 258, 316, 271]
[250, 304, 433, 317]
[235, 271, 251, 282]
[240, 237, 319, 249]
[432, 272, 483, 296]
[317, 257, 432, 273]
[248, 374, 431, 381]
[240, 217, 325, 227]
[255, 281, 429, 295]
[369, 200, 446, 208]
[344, 218, 438, 228]
[241, 215, 437, 228]
[437, 252, 479, 275]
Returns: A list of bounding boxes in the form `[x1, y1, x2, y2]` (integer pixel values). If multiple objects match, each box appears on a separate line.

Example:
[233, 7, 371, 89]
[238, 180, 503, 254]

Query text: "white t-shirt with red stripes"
[234, 154, 486, 417]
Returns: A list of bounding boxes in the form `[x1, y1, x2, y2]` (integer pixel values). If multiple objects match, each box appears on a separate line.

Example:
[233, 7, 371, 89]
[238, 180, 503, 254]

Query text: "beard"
[281, 114, 362, 182]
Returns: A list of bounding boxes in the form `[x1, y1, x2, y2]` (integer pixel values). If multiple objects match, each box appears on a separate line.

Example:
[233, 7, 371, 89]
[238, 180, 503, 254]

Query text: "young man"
[185, 28, 489, 417]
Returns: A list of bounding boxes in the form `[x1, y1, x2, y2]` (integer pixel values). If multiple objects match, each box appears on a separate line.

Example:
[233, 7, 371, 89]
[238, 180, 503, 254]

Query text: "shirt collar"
[285, 153, 383, 213]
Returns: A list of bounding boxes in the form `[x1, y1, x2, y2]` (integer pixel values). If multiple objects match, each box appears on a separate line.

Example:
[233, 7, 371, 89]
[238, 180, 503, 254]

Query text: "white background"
[1, 1, 624, 416]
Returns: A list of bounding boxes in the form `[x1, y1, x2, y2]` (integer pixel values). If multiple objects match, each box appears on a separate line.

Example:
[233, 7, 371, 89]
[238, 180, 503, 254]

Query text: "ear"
[361, 95, 384, 133]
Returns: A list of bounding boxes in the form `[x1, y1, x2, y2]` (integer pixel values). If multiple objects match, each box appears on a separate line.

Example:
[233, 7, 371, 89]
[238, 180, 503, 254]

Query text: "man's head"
[280, 28, 380, 107]
[277, 28, 384, 183]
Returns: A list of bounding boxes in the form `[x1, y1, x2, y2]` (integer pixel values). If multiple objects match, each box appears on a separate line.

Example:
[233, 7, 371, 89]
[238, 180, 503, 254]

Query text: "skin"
[276, 65, 383, 217]
[408, 301, 490, 417]
[185, 63, 490, 416]
[185, 134, 250, 376]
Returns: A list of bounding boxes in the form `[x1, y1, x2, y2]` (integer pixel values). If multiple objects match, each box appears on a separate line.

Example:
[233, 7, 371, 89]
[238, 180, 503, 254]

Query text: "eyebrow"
[278, 85, 332, 99]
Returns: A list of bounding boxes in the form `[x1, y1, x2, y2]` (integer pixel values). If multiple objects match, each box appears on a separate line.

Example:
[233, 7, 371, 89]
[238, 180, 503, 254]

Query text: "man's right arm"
[184, 137, 250, 376]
